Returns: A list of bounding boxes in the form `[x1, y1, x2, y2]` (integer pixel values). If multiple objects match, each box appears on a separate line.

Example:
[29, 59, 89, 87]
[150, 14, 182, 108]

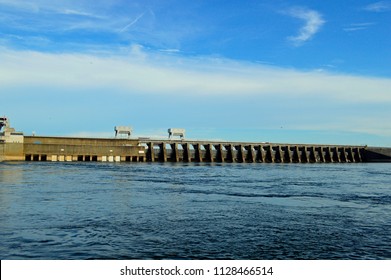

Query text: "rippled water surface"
[0, 162, 390, 259]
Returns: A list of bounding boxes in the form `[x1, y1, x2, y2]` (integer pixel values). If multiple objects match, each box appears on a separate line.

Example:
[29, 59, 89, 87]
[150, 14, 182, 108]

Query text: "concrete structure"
[0, 117, 24, 144]
[143, 140, 370, 163]
[115, 126, 132, 138]
[1, 117, 390, 163]
[0, 117, 9, 131]
[364, 147, 391, 162]
[1, 136, 391, 164]
[0, 117, 24, 161]
[168, 128, 185, 140]
[23, 136, 146, 162]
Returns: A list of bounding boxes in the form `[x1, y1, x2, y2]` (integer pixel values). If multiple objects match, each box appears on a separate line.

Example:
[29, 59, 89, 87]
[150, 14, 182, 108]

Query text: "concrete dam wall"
[145, 141, 365, 163]
[364, 147, 391, 162]
[23, 136, 146, 162]
[2, 117, 389, 163]
[2, 135, 390, 163]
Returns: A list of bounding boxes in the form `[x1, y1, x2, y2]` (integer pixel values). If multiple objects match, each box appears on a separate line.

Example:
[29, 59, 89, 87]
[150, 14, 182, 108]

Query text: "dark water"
[0, 162, 390, 260]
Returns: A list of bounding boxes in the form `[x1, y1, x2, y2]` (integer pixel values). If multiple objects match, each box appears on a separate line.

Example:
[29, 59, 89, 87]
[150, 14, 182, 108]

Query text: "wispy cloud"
[0, 0, 103, 17]
[343, 22, 376, 32]
[59, 8, 105, 19]
[364, 1, 391, 12]
[0, 0, 179, 49]
[0, 0, 109, 34]
[119, 12, 145, 33]
[0, 0, 40, 12]
[285, 7, 325, 46]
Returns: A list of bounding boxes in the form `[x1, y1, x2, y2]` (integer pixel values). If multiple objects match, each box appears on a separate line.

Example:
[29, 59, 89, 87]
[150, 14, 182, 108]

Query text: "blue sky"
[1, 0, 390, 146]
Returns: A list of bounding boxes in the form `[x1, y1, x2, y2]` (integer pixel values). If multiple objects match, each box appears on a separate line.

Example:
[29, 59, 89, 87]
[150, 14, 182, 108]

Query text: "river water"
[0, 162, 390, 259]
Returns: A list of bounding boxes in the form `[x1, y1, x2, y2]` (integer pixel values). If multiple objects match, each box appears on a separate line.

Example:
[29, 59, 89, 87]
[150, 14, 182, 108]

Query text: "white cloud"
[364, 1, 391, 12]
[119, 13, 145, 33]
[0, 0, 117, 32]
[0, 0, 40, 12]
[0, 0, 99, 16]
[0, 45, 391, 106]
[0, 46, 390, 105]
[343, 22, 376, 32]
[1, 47, 390, 144]
[285, 7, 325, 46]
[292, 115, 391, 138]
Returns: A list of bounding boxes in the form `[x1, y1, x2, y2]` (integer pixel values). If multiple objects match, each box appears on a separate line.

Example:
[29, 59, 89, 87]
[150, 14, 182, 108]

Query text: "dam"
[1, 117, 390, 163]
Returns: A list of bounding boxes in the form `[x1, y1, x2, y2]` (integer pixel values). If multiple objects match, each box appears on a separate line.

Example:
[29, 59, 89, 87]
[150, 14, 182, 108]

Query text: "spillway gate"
[143, 140, 365, 163]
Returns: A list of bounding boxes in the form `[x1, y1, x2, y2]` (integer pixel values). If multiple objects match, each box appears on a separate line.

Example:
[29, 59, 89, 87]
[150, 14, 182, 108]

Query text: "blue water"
[0, 162, 390, 259]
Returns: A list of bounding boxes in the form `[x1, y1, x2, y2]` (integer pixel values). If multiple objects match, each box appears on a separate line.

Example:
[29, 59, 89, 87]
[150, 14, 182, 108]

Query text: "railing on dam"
[142, 140, 365, 163]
